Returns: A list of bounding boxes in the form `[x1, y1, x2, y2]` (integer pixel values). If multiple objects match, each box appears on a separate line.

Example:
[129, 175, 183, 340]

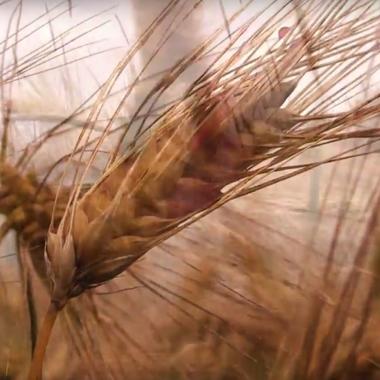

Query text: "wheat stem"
[27, 301, 61, 380]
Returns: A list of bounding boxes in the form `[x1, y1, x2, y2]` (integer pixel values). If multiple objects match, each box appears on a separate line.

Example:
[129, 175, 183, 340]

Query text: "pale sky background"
[0, 1, 299, 111]
[1, 1, 378, 112]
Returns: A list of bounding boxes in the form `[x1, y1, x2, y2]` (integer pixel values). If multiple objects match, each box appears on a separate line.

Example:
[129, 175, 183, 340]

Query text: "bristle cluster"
[46, 79, 299, 302]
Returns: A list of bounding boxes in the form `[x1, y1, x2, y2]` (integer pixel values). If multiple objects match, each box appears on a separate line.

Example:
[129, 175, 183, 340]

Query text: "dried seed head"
[45, 79, 301, 305]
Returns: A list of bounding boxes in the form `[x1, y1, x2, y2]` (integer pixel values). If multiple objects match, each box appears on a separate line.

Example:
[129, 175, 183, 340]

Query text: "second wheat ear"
[26, 79, 299, 379]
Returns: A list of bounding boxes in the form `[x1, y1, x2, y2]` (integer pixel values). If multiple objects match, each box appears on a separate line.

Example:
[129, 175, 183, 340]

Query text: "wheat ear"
[23, 74, 300, 379]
